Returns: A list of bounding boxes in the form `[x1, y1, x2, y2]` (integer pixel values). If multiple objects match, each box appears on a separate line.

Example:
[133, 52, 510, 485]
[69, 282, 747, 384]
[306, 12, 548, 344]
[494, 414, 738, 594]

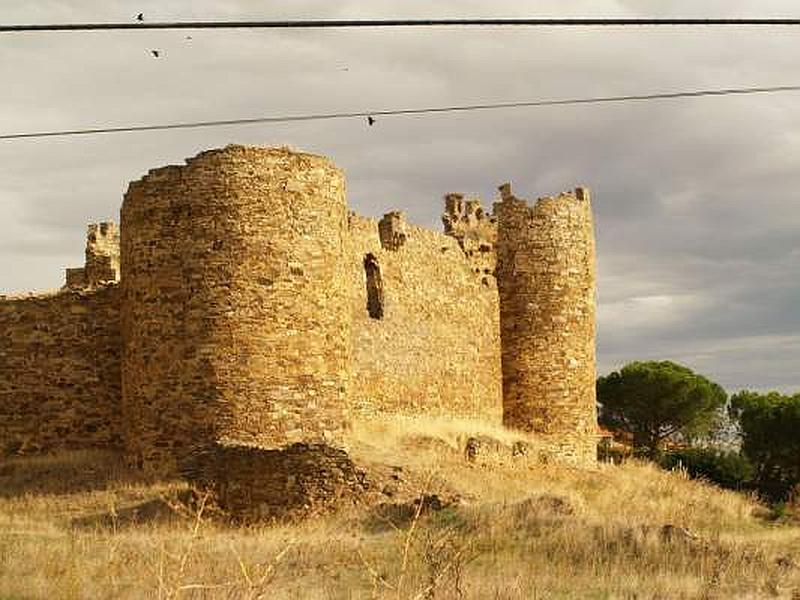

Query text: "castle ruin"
[0, 145, 598, 502]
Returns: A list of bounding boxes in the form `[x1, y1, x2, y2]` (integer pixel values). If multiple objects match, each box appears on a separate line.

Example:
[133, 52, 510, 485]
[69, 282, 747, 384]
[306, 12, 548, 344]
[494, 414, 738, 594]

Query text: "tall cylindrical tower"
[120, 145, 352, 472]
[494, 184, 597, 465]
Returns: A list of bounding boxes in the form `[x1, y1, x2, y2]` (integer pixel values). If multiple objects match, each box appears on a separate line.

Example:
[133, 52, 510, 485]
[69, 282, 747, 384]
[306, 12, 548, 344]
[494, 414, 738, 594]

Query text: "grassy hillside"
[1, 417, 798, 599]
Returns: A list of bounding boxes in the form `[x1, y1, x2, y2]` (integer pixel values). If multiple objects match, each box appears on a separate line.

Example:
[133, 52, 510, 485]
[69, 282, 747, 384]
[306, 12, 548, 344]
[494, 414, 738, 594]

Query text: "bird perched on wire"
[136, 13, 144, 22]
[150, 50, 161, 58]
[367, 116, 376, 126]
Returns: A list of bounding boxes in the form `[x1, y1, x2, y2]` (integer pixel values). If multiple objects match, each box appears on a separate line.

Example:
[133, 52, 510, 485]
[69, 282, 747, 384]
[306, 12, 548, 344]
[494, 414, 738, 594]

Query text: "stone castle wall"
[121, 146, 352, 473]
[181, 442, 369, 520]
[65, 222, 120, 289]
[349, 211, 502, 423]
[494, 184, 597, 465]
[442, 192, 497, 281]
[0, 145, 598, 470]
[0, 285, 122, 454]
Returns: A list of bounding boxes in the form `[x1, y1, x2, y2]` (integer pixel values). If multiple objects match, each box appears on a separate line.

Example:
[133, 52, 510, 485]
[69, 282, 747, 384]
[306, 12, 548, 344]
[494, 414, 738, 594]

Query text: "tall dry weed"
[0, 421, 798, 598]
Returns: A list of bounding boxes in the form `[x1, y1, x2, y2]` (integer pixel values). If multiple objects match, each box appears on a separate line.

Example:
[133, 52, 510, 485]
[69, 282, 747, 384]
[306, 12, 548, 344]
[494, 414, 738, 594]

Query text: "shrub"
[662, 448, 754, 491]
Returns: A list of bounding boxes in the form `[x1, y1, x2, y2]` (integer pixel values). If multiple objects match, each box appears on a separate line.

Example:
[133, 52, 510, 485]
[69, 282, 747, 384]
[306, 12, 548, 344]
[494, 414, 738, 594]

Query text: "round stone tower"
[120, 145, 352, 472]
[494, 183, 597, 465]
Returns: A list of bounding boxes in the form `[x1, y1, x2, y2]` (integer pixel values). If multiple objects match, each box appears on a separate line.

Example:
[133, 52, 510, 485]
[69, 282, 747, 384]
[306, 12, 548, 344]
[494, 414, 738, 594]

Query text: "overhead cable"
[4, 18, 800, 33]
[2, 84, 799, 141]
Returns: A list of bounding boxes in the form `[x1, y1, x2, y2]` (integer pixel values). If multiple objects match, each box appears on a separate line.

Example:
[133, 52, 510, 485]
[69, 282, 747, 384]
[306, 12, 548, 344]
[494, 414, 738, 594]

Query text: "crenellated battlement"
[442, 192, 496, 231]
[64, 221, 120, 289]
[442, 193, 497, 285]
[378, 211, 408, 251]
[495, 183, 591, 215]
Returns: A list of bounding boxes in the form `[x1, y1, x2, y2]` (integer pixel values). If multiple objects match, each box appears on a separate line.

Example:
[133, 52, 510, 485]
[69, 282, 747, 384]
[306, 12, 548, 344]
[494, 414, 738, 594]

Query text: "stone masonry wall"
[0, 285, 122, 454]
[349, 210, 502, 423]
[121, 146, 352, 473]
[494, 184, 598, 466]
[65, 222, 120, 289]
[85, 222, 120, 285]
[442, 192, 498, 284]
[0, 144, 599, 474]
[182, 442, 368, 520]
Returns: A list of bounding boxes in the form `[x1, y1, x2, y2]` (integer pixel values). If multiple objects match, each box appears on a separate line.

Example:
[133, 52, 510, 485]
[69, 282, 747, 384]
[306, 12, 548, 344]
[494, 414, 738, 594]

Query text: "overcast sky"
[1, 1, 798, 393]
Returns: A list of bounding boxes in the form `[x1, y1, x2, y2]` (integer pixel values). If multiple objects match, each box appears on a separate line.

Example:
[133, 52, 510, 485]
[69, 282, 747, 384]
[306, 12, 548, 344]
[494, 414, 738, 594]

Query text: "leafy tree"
[597, 361, 727, 458]
[729, 390, 800, 501]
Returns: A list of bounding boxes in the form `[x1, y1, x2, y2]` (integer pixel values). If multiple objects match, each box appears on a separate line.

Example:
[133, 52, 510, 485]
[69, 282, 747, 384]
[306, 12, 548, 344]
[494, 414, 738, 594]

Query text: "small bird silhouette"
[136, 13, 144, 21]
[367, 116, 376, 126]
[150, 49, 161, 58]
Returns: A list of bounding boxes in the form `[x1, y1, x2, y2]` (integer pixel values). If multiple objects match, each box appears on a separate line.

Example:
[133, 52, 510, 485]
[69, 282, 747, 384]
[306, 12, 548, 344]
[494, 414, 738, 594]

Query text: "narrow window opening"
[364, 253, 384, 320]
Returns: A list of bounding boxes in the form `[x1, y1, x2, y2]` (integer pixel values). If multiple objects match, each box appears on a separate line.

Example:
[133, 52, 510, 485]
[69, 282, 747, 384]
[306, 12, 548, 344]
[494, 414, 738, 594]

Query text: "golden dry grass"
[1, 417, 799, 599]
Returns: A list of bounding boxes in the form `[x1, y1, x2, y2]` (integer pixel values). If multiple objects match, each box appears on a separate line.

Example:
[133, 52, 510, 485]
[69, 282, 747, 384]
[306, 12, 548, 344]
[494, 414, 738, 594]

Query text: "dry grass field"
[1, 417, 798, 599]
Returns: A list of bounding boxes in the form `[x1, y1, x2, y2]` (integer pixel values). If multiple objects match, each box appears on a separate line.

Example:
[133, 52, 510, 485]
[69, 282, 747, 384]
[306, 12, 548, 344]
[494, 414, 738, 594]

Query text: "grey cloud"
[1, 0, 798, 392]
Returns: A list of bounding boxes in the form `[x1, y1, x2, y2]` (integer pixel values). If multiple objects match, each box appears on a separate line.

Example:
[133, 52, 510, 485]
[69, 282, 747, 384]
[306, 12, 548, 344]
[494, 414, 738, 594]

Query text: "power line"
[4, 18, 800, 33]
[2, 84, 799, 141]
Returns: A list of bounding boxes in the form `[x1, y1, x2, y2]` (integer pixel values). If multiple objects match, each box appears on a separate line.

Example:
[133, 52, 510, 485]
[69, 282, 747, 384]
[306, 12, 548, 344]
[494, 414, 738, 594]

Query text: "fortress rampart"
[0, 286, 122, 453]
[442, 192, 497, 281]
[0, 145, 598, 474]
[65, 222, 120, 289]
[0, 221, 122, 454]
[349, 212, 502, 422]
[121, 147, 352, 471]
[495, 185, 598, 465]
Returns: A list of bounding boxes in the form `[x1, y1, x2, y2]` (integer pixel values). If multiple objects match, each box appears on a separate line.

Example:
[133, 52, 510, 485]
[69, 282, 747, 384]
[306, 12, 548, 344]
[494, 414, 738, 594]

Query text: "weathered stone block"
[182, 442, 368, 520]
